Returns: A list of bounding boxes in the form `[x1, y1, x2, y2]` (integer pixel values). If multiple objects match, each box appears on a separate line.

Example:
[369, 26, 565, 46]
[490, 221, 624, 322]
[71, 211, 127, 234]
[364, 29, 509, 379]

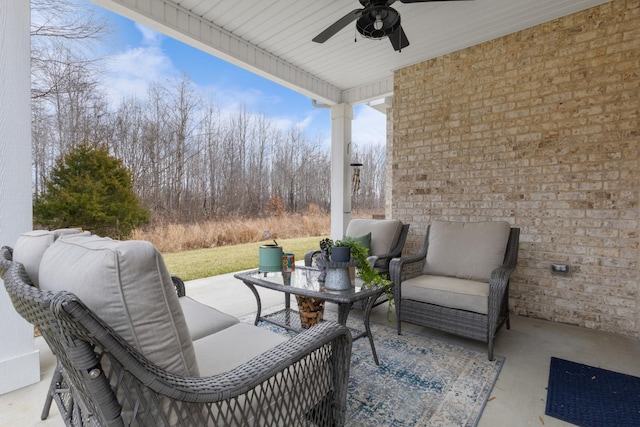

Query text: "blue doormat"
[545, 357, 640, 427]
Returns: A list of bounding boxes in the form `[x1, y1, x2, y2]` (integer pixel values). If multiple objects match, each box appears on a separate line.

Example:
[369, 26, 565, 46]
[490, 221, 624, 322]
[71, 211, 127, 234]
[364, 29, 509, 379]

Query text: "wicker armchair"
[1, 247, 352, 426]
[305, 219, 410, 278]
[305, 219, 409, 311]
[390, 221, 519, 360]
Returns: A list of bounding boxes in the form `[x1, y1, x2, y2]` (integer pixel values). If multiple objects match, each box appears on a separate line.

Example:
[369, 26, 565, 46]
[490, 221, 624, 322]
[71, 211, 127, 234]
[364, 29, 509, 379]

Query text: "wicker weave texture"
[1, 248, 352, 426]
[390, 227, 519, 360]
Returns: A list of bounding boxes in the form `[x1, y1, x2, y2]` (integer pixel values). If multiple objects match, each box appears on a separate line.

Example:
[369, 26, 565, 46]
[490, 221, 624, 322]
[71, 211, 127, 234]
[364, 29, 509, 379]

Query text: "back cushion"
[346, 219, 403, 257]
[13, 229, 85, 287]
[38, 234, 199, 377]
[423, 221, 511, 281]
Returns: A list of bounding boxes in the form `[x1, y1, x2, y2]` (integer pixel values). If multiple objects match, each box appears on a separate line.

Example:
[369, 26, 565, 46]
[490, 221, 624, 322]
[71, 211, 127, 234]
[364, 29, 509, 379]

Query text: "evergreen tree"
[34, 144, 150, 238]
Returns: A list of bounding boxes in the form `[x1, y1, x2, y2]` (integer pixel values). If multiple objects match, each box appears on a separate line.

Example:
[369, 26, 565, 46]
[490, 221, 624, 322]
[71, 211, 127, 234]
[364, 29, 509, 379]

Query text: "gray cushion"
[194, 323, 326, 425]
[345, 219, 403, 257]
[423, 221, 510, 281]
[402, 275, 490, 314]
[179, 296, 239, 341]
[193, 323, 287, 377]
[13, 229, 85, 287]
[38, 234, 199, 377]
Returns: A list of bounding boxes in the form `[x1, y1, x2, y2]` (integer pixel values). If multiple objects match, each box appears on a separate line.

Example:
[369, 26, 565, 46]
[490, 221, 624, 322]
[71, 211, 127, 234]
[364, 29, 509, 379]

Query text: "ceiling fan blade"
[313, 9, 364, 43]
[389, 25, 409, 51]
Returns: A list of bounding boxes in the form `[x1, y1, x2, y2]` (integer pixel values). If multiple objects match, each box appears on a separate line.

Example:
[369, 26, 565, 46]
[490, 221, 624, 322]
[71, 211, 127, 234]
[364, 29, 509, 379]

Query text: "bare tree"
[31, 0, 109, 100]
[30, 0, 111, 196]
[28, 0, 386, 222]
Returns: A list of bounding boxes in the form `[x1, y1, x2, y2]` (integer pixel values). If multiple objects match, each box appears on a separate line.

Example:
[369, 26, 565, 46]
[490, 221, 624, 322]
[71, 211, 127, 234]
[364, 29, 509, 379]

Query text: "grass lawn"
[162, 236, 324, 281]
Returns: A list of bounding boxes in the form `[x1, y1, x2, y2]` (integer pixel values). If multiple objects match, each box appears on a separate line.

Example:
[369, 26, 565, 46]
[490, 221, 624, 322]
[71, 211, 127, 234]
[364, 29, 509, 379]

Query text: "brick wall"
[390, 0, 639, 336]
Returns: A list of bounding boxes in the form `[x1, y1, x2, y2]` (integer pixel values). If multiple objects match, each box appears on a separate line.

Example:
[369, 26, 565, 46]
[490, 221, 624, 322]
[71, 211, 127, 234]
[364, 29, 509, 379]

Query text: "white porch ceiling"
[92, 0, 610, 106]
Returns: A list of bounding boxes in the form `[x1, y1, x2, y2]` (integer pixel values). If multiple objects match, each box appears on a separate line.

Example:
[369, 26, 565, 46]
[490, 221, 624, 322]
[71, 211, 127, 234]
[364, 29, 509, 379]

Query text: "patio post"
[0, 0, 40, 394]
[330, 103, 353, 240]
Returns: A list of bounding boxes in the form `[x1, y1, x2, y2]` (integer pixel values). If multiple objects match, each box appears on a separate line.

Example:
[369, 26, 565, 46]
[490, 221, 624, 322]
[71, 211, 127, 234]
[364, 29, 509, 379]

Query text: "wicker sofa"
[1, 231, 352, 426]
[390, 220, 519, 360]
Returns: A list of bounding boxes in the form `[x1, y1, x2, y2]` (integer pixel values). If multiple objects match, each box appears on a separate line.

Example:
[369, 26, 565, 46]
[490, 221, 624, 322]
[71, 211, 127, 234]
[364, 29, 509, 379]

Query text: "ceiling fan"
[312, 0, 470, 52]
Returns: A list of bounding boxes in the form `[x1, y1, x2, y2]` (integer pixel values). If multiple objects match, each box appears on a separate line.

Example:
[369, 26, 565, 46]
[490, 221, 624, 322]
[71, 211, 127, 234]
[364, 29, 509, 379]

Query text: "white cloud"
[352, 105, 387, 147]
[101, 30, 176, 103]
[201, 85, 267, 114]
[198, 82, 323, 137]
[97, 22, 332, 142]
[135, 23, 163, 46]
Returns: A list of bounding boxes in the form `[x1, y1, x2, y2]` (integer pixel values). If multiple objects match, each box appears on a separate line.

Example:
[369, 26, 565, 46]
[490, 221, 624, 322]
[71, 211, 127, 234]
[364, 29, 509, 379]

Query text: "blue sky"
[93, 5, 387, 148]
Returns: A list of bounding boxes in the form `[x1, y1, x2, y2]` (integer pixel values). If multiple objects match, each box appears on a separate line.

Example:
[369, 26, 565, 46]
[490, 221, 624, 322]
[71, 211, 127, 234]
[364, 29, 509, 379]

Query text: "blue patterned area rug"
[246, 310, 504, 427]
[546, 357, 640, 427]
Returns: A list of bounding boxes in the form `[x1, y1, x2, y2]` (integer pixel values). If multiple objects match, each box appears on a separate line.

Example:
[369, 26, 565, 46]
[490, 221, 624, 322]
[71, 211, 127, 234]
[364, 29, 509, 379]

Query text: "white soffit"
[92, 0, 611, 106]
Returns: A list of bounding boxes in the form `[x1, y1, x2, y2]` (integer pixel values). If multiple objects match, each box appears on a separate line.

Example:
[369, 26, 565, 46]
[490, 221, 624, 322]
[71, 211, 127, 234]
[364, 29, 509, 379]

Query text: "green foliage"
[33, 144, 150, 238]
[318, 237, 394, 316]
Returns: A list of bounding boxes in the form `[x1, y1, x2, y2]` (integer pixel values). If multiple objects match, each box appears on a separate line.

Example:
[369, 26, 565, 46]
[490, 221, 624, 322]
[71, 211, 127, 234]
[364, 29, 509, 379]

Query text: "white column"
[0, 0, 40, 394]
[330, 103, 353, 240]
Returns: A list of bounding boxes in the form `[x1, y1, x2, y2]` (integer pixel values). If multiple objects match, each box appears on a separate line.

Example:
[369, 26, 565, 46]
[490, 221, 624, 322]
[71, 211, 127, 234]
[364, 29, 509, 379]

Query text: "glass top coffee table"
[234, 266, 385, 364]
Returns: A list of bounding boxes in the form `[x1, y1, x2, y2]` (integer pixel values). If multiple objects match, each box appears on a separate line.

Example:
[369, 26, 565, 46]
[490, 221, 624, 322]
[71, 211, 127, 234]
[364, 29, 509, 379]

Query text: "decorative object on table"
[258, 240, 283, 273]
[281, 253, 295, 286]
[545, 357, 640, 426]
[282, 253, 295, 272]
[315, 237, 394, 311]
[316, 238, 332, 281]
[315, 258, 360, 291]
[295, 295, 325, 328]
[330, 245, 351, 262]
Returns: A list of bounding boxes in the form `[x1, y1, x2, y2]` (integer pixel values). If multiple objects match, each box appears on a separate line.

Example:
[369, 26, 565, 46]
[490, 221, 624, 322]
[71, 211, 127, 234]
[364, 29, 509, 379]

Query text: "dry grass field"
[131, 211, 382, 280]
[132, 212, 331, 280]
[132, 212, 330, 253]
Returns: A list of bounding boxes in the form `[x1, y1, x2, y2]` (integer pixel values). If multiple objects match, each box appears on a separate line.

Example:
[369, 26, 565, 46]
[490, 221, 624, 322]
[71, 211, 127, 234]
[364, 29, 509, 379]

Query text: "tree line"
[30, 0, 386, 224]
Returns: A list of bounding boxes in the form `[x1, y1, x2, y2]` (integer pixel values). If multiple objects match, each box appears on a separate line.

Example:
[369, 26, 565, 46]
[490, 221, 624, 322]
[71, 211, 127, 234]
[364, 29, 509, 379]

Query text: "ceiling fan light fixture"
[374, 14, 383, 30]
[356, 6, 400, 40]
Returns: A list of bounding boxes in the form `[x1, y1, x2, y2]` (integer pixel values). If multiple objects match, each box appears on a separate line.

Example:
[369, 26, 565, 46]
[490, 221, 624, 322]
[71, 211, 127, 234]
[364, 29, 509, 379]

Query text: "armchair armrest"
[389, 227, 430, 282]
[366, 255, 379, 269]
[59, 292, 353, 426]
[81, 315, 352, 402]
[0, 246, 13, 275]
[487, 264, 517, 325]
[171, 275, 186, 297]
[389, 253, 426, 290]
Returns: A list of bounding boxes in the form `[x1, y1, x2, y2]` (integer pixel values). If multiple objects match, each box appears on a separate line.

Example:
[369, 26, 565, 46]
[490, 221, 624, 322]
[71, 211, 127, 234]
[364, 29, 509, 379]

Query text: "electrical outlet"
[551, 263, 570, 273]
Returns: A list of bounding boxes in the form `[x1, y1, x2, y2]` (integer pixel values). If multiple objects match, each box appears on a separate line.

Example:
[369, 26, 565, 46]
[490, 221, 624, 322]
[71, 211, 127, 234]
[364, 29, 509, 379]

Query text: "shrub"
[33, 144, 150, 238]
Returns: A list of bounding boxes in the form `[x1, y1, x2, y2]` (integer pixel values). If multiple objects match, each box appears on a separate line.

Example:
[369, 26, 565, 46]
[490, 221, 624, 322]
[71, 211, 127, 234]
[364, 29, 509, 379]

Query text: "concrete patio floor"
[1, 269, 639, 427]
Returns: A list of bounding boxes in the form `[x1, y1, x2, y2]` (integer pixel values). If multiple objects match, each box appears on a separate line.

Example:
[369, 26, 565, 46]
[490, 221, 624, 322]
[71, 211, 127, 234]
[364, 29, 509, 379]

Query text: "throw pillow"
[345, 232, 372, 256]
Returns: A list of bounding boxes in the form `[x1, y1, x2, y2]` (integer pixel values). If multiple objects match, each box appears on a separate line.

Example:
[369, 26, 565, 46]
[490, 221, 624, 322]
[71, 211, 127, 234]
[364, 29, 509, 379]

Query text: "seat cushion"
[12, 229, 85, 287]
[402, 275, 490, 314]
[193, 323, 288, 376]
[346, 219, 403, 257]
[180, 296, 239, 341]
[423, 220, 510, 281]
[38, 234, 199, 377]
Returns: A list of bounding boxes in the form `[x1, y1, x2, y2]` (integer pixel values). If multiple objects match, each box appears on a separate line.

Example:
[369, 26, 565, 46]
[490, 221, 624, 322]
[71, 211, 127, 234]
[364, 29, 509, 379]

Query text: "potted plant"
[330, 241, 351, 262]
[317, 237, 394, 317]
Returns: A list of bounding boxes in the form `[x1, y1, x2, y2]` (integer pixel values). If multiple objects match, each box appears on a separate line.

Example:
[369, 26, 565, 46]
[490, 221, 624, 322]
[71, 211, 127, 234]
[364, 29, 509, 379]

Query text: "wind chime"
[351, 162, 362, 195]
